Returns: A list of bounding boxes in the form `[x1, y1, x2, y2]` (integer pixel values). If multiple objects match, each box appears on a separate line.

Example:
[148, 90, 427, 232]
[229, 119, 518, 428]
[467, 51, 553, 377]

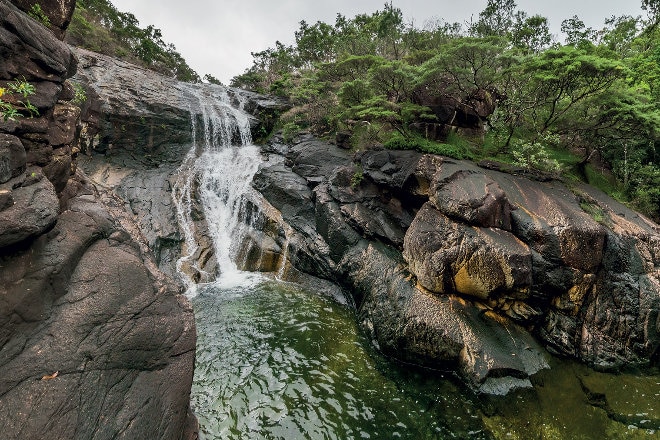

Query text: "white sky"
[109, 0, 645, 83]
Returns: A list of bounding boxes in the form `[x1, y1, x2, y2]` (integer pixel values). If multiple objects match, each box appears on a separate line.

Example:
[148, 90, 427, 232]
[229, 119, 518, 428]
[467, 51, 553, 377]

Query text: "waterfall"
[173, 86, 263, 294]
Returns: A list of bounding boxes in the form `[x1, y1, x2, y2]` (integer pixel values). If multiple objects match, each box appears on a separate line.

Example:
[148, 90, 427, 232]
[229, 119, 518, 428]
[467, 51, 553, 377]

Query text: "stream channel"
[173, 87, 660, 440]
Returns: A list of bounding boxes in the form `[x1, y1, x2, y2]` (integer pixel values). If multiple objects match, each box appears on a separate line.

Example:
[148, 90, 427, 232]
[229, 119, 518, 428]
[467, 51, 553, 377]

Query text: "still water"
[190, 279, 660, 440]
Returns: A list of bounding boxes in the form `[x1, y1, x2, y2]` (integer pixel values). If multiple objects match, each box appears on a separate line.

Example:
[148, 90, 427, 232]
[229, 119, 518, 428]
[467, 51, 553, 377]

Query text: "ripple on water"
[190, 280, 660, 440]
[190, 281, 474, 440]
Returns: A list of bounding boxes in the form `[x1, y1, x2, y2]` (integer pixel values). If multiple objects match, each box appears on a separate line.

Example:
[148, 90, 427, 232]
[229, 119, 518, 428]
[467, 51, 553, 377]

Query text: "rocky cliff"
[66, 18, 659, 396]
[0, 2, 197, 438]
[250, 134, 660, 393]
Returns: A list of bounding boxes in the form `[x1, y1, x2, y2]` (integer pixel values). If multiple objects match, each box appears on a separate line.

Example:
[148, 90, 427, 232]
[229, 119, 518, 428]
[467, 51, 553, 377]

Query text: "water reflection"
[191, 280, 660, 440]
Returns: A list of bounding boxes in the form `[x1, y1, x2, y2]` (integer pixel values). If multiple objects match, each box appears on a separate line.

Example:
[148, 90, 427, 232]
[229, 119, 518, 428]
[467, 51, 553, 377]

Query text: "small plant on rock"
[28, 4, 50, 27]
[0, 77, 39, 121]
[71, 82, 87, 105]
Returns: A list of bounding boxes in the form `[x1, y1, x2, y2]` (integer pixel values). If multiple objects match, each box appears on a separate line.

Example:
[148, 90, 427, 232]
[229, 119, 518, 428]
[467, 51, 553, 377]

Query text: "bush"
[384, 132, 472, 159]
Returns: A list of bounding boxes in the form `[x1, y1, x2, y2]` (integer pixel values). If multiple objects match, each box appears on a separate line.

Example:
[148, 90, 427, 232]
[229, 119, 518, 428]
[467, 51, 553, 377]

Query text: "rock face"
[249, 134, 660, 392]
[0, 2, 197, 438]
[72, 47, 286, 278]
[49, 12, 658, 396]
[0, 178, 196, 439]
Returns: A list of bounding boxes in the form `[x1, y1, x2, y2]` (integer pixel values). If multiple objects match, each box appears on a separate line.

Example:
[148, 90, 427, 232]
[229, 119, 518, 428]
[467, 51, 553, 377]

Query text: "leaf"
[41, 371, 59, 381]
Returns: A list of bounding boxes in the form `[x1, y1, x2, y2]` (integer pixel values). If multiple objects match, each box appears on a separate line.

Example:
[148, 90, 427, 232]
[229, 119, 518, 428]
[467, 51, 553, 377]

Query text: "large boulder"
[10, 0, 77, 39]
[0, 169, 59, 247]
[0, 1, 77, 81]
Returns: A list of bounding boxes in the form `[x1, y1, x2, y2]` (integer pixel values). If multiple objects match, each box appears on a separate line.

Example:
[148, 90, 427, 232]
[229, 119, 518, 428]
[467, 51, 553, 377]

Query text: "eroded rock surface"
[0, 2, 197, 438]
[249, 134, 660, 392]
[0, 177, 196, 439]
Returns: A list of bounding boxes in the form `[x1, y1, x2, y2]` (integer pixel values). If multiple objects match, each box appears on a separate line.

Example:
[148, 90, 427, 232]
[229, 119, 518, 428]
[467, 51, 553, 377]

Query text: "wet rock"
[73, 48, 284, 158]
[346, 242, 548, 394]
[404, 203, 531, 300]
[430, 160, 513, 229]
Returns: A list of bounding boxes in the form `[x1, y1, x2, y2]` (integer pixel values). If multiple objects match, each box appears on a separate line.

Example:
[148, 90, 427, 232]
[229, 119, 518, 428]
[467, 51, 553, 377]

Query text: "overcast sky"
[109, 0, 644, 83]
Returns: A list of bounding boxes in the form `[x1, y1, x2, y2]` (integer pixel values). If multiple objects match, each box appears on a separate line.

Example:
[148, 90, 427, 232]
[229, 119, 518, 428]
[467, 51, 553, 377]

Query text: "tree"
[203, 74, 223, 85]
[468, 0, 517, 37]
[511, 13, 552, 52]
[516, 46, 625, 134]
[561, 15, 596, 47]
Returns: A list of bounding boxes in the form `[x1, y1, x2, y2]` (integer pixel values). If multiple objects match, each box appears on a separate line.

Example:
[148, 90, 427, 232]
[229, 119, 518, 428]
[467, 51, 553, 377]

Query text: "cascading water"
[171, 86, 659, 440]
[172, 85, 263, 292]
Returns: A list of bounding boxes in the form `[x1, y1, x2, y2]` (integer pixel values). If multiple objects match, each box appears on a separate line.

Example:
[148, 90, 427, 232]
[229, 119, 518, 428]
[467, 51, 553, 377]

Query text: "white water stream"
[172, 86, 264, 294]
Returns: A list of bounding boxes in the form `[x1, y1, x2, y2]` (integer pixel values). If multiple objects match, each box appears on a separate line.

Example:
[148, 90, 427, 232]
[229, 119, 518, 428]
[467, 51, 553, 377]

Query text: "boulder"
[0, 170, 59, 248]
[0, 133, 26, 183]
[0, 1, 77, 82]
[430, 160, 514, 229]
[346, 242, 548, 394]
[404, 203, 531, 300]
[10, 0, 77, 39]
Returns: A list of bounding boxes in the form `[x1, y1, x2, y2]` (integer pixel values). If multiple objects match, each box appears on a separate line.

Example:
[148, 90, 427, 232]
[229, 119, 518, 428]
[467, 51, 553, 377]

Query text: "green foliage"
[67, 0, 199, 82]
[580, 201, 606, 223]
[510, 138, 563, 174]
[350, 165, 364, 188]
[203, 74, 223, 85]
[232, 0, 660, 220]
[71, 82, 87, 105]
[384, 132, 472, 159]
[0, 77, 39, 121]
[28, 4, 50, 26]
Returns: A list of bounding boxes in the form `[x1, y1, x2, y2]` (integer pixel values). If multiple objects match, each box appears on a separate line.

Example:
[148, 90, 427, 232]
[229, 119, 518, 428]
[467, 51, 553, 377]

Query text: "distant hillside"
[65, 0, 199, 82]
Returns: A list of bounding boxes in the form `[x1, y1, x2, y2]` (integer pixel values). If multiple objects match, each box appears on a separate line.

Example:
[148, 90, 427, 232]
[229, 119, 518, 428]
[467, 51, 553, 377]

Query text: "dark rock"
[23, 137, 53, 166]
[42, 146, 72, 191]
[0, 170, 59, 248]
[359, 149, 423, 190]
[335, 131, 352, 149]
[286, 138, 352, 183]
[252, 160, 316, 233]
[10, 0, 77, 39]
[0, 188, 13, 210]
[0, 1, 77, 81]
[47, 103, 80, 146]
[0, 133, 26, 183]
[0, 187, 196, 440]
[430, 160, 514, 229]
